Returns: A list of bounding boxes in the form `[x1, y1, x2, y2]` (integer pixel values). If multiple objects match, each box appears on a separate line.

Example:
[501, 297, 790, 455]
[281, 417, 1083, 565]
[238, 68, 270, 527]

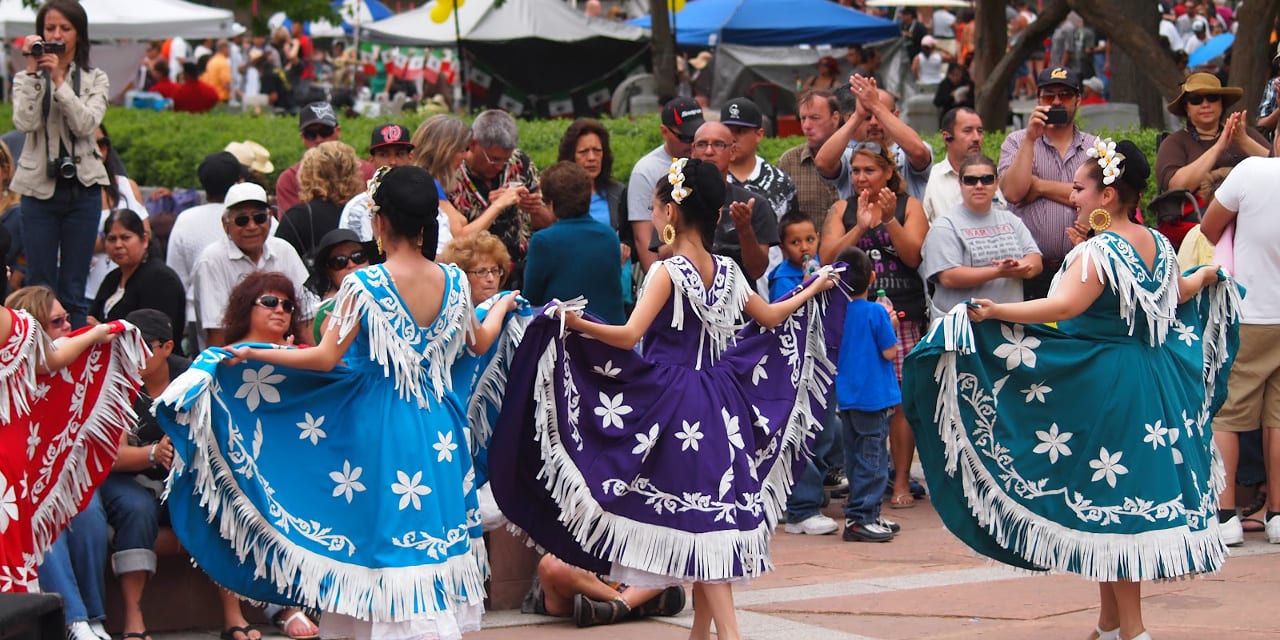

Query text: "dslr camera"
[47, 156, 76, 180]
[29, 40, 66, 57]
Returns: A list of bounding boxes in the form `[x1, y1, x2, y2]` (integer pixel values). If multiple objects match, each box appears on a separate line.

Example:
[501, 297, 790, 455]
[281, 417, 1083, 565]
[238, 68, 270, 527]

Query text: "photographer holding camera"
[997, 66, 1096, 301]
[11, 0, 109, 327]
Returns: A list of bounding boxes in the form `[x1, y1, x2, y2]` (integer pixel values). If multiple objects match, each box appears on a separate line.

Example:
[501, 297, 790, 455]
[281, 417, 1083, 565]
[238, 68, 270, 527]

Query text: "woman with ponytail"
[492, 158, 846, 638]
[157, 166, 521, 639]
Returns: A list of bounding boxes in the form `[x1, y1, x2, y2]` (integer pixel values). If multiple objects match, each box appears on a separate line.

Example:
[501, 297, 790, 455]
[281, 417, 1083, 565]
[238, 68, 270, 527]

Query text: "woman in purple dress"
[492, 158, 842, 640]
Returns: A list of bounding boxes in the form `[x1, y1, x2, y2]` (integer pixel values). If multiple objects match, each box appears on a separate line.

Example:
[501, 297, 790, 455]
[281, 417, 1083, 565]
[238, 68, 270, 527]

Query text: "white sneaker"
[1266, 514, 1280, 544]
[1219, 514, 1244, 546]
[784, 513, 839, 535]
[87, 622, 109, 640]
[67, 621, 99, 640]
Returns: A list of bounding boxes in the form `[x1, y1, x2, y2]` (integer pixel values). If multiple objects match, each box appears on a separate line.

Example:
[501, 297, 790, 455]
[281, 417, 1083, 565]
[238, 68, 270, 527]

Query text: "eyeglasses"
[692, 140, 731, 152]
[302, 125, 336, 141]
[466, 267, 504, 278]
[96, 137, 109, 148]
[1038, 90, 1078, 103]
[1186, 94, 1222, 106]
[254, 295, 296, 314]
[326, 249, 369, 271]
[961, 174, 997, 186]
[48, 314, 69, 328]
[665, 126, 694, 145]
[229, 210, 271, 227]
[478, 146, 512, 168]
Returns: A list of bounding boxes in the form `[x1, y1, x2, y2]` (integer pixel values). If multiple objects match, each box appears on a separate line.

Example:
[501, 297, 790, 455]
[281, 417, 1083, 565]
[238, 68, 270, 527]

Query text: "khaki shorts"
[1214, 324, 1280, 432]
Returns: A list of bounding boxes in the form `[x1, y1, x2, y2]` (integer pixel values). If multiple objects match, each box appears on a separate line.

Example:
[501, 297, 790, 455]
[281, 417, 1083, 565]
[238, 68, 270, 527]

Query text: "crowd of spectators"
[9, 0, 1280, 635]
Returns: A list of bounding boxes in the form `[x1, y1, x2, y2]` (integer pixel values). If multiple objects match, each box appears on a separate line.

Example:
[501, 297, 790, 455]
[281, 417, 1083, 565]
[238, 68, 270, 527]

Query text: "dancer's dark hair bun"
[1115, 140, 1149, 193]
[654, 158, 725, 249]
[373, 165, 440, 259]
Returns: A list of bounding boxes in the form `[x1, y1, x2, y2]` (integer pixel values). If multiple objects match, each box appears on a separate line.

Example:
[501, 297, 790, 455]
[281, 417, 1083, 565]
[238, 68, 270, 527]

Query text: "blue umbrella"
[1187, 32, 1234, 68]
[277, 0, 393, 37]
[629, 0, 899, 47]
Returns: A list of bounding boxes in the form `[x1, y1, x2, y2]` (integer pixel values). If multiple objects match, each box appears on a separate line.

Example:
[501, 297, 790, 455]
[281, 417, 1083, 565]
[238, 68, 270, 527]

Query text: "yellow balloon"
[430, 3, 452, 23]
[440, 0, 455, 8]
[668, 0, 685, 11]
[456, 0, 465, 7]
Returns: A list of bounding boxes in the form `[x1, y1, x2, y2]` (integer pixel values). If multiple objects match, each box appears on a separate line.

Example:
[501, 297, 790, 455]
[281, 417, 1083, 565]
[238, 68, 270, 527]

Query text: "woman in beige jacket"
[11, 0, 109, 327]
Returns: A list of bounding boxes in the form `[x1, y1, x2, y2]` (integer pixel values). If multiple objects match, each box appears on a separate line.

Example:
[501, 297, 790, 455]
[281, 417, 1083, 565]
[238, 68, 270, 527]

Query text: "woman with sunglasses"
[85, 123, 147, 300]
[1156, 73, 1268, 198]
[88, 209, 184, 348]
[304, 228, 368, 344]
[819, 141, 929, 511]
[158, 166, 519, 639]
[920, 155, 1042, 317]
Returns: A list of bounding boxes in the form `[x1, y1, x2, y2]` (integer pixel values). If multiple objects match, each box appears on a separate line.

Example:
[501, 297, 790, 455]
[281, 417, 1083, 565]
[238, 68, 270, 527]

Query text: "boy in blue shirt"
[835, 246, 901, 542]
[767, 211, 819, 301]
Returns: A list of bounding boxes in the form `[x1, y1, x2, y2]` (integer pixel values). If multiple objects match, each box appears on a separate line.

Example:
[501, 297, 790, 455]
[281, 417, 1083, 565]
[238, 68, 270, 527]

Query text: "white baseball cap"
[224, 182, 269, 209]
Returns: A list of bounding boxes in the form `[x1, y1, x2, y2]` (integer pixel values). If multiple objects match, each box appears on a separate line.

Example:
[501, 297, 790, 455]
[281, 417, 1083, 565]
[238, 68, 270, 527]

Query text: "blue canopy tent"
[628, 0, 899, 47]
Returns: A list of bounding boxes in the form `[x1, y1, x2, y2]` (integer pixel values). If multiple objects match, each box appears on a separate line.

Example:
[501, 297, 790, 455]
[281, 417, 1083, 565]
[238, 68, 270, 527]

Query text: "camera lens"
[30, 42, 43, 57]
[58, 159, 76, 180]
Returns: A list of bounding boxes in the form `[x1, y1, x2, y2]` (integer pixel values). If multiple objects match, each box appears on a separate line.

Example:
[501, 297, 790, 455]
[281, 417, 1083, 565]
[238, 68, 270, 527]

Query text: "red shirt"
[1079, 96, 1108, 106]
[151, 78, 178, 99]
[171, 80, 220, 113]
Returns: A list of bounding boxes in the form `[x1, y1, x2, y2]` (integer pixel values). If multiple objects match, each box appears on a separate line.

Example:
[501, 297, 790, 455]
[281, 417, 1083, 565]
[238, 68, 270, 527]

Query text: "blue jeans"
[840, 408, 892, 524]
[99, 474, 163, 575]
[785, 392, 839, 523]
[21, 184, 101, 327]
[38, 494, 108, 625]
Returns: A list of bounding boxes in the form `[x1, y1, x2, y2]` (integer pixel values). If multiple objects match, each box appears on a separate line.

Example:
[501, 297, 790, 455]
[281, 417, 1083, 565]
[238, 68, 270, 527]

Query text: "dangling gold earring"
[661, 224, 677, 245]
[376, 235, 384, 255]
[1088, 208, 1112, 233]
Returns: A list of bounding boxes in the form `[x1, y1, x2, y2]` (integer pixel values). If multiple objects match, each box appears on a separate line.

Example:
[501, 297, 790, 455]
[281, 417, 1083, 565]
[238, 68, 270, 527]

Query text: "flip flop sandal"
[220, 626, 260, 640]
[890, 493, 916, 509]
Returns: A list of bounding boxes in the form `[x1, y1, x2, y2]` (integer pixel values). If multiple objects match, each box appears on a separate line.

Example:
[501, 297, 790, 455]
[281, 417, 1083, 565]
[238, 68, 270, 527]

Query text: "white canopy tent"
[362, 0, 647, 46]
[0, 0, 238, 39]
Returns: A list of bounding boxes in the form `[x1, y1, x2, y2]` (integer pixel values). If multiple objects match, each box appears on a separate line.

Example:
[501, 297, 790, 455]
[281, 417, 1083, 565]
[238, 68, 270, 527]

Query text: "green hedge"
[0, 104, 1159, 203]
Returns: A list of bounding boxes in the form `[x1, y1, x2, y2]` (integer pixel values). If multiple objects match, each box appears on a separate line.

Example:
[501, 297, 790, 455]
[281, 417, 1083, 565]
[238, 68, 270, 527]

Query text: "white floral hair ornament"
[366, 165, 392, 212]
[667, 158, 692, 204]
[1086, 138, 1125, 186]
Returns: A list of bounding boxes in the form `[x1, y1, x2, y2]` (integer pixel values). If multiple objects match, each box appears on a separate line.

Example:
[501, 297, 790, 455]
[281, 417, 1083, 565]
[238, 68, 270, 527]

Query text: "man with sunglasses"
[628, 97, 702, 274]
[274, 101, 376, 213]
[191, 182, 315, 349]
[998, 66, 1096, 300]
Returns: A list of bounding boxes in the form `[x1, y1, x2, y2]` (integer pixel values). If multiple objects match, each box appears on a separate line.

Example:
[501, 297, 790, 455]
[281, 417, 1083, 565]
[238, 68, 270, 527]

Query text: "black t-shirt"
[840, 194, 928, 323]
[130, 355, 191, 481]
[277, 200, 343, 267]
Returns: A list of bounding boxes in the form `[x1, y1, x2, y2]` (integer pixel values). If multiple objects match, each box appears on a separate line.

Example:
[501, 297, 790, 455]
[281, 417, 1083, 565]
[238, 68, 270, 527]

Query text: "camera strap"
[40, 67, 81, 174]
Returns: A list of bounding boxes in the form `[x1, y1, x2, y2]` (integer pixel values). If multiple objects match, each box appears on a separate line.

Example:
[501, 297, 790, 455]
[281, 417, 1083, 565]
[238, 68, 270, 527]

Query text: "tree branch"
[976, 0, 1070, 128]
[1067, 0, 1184, 102]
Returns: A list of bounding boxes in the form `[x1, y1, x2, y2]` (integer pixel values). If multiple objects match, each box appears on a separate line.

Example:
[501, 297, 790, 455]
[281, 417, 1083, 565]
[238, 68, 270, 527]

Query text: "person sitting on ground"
[522, 553, 686, 628]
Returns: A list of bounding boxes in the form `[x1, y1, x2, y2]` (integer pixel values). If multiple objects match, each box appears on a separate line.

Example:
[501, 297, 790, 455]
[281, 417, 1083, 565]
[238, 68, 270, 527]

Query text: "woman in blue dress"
[157, 166, 519, 640]
[903, 140, 1239, 640]
[491, 158, 843, 640]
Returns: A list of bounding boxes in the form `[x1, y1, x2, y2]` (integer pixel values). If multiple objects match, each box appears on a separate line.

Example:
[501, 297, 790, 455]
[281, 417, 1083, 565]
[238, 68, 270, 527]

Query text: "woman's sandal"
[273, 611, 319, 640]
[890, 493, 916, 509]
[219, 626, 261, 640]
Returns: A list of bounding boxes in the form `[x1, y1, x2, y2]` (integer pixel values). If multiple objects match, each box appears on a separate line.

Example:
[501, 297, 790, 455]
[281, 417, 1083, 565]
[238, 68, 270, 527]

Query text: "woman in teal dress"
[157, 166, 520, 640]
[903, 139, 1240, 640]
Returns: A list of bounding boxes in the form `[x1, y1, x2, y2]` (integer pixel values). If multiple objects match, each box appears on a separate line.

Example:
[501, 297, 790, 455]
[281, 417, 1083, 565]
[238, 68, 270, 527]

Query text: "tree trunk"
[975, 0, 1070, 130]
[1229, 0, 1280, 123]
[649, 0, 677, 104]
[971, 0, 1007, 89]
[1069, 0, 1183, 128]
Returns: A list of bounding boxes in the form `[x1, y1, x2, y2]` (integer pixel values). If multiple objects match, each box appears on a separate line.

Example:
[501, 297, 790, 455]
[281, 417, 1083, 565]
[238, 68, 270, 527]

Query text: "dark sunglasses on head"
[961, 174, 997, 186]
[96, 137, 109, 148]
[1186, 94, 1222, 106]
[666, 126, 694, 145]
[326, 250, 369, 271]
[302, 125, 336, 141]
[254, 295, 296, 314]
[231, 211, 271, 227]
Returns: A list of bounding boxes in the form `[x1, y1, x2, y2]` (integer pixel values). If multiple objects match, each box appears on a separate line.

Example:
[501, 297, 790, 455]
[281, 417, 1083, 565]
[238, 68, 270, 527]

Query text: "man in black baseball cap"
[998, 64, 1095, 301]
[368, 123, 414, 169]
[276, 102, 376, 212]
[627, 97, 705, 273]
[720, 97, 799, 222]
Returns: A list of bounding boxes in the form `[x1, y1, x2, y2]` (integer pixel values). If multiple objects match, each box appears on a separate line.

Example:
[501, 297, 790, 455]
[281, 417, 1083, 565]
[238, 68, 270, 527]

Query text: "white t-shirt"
[340, 191, 453, 256]
[915, 51, 946, 85]
[932, 9, 956, 38]
[168, 37, 188, 81]
[627, 145, 674, 223]
[1212, 156, 1280, 324]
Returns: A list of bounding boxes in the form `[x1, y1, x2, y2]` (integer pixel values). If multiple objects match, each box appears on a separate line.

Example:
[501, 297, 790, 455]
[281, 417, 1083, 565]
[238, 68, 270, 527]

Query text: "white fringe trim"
[158, 357, 489, 622]
[528, 290, 835, 582]
[928, 326, 1226, 582]
[464, 299, 528, 453]
[653, 256, 751, 370]
[30, 323, 148, 561]
[0, 309, 50, 423]
[332, 265, 473, 408]
[1196, 272, 1243, 497]
[1051, 232, 1178, 346]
